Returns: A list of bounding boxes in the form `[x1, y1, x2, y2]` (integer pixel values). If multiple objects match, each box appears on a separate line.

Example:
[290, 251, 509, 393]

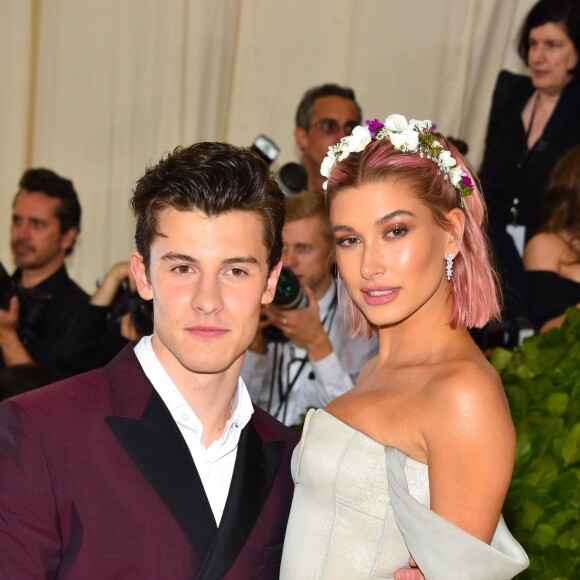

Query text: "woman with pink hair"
[280, 116, 529, 579]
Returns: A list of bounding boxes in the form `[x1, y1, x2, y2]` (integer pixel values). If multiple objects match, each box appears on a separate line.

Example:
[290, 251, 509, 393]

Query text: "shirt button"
[181, 412, 189, 421]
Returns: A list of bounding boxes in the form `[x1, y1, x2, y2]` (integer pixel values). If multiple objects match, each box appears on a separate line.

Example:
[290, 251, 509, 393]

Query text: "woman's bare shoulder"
[422, 354, 511, 433]
[524, 232, 562, 271]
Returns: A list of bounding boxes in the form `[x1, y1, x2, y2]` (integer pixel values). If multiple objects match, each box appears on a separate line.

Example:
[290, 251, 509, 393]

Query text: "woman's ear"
[446, 208, 466, 255]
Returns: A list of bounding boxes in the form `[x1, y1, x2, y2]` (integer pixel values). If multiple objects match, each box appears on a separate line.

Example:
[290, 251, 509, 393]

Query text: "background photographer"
[294, 84, 362, 193]
[242, 191, 378, 426]
[89, 260, 147, 343]
[0, 169, 103, 381]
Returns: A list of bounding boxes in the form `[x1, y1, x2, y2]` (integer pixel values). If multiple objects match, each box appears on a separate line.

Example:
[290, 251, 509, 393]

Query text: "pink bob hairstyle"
[325, 135, 501, 337]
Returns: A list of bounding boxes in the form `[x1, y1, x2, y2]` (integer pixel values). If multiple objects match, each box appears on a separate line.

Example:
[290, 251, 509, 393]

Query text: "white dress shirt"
[134, 336, 254, 525]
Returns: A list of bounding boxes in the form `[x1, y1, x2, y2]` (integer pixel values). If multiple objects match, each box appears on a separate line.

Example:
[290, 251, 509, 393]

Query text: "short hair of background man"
[131, 142, 286, 273]
[285, 190, 333, 245]
[295, 84, 362, 131]
[16, 168, 82, 255]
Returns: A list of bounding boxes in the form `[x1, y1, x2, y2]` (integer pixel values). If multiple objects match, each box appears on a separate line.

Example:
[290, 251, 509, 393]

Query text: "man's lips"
[12, 242, 35, 253]
[360, 286, 400, 305]
[186, 325, 229, 339]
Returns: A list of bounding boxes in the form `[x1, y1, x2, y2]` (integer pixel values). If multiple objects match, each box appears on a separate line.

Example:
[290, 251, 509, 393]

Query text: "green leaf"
[561, 423, 580, 466]
[546, 393, 569, 416]
[531, 523, 557, 548]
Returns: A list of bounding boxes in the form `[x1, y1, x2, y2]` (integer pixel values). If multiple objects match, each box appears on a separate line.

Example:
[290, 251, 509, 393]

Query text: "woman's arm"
[422, 362, 515, 543]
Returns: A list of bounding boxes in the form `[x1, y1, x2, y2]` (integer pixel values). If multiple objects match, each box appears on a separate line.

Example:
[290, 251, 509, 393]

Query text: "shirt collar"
[12, 265, 69, 296]
[133, 336, 253, 446]
[317, 277, 337, 315]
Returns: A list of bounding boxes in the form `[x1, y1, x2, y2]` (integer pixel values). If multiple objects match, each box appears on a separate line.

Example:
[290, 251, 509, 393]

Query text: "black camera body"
[263, 267, 308, 343]
[0, 262, 15, 311]
[107, 280, 154, 337]
[0, 262, 52, 346]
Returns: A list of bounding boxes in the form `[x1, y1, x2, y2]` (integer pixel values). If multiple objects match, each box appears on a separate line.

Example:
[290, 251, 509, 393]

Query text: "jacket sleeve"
[241, 348, 272, 407]
[0, 401, 62, 578]
[309, 333, 379, 406]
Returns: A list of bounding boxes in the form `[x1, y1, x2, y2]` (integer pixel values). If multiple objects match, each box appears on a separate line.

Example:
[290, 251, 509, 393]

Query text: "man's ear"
[130, 252, 153, 301]
[294, 126, 308, 152]
[262, 260, 283, 305]
[60, 227, 78, 253]
[446, 208, 466, 255]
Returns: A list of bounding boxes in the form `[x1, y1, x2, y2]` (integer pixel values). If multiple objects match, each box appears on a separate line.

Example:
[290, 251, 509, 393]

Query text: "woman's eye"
[386, 225, 408, 239]
[337, 236, 359, 247]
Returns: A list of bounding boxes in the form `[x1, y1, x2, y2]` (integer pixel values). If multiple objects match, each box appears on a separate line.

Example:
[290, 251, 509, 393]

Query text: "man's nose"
[191, 274, 223, 314]
[282, 249, 297, 268]
[12, 222, 30, 238]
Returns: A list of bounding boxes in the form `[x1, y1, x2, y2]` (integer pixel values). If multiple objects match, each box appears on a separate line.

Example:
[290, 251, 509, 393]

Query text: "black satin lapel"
[196, 420, 285, 580]
[106, 389, 217, 557]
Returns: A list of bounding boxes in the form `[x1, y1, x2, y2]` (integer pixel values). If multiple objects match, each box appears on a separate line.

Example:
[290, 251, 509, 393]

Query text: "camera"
[1, 262, 51, 345]
[107, 279, 154, 337]
[0, 262, 15, 311]
[263, 267, 308, 342]
[251, 134, 308, 196]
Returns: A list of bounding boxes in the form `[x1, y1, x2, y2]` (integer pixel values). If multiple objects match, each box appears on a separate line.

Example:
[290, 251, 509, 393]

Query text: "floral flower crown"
[320, 114, 474, 204]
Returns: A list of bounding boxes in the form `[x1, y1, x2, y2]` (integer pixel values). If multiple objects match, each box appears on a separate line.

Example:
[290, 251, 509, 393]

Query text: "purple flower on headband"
[366, 119, 384, 138]
[462, 174, 473, 189]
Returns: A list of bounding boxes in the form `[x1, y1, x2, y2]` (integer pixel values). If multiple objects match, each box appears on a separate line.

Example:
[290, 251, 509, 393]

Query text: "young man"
[294, 84, 362, 193]
[242, 191, 378, 426]
[0, 142, 298, 578]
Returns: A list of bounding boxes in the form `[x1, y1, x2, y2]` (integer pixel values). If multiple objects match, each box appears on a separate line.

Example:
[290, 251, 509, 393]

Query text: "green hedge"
[492, 307, 580, 579]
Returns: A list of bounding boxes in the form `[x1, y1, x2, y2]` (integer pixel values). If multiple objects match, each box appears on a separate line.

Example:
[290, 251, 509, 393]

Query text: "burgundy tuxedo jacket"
[0, 345, 299, 579]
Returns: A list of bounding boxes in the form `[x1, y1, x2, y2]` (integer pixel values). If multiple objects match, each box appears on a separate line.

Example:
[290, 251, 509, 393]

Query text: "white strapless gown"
[280, 409, 528, 580]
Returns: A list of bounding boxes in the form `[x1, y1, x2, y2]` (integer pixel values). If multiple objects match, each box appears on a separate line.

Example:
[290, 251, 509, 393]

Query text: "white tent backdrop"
[1, 0, 534, 292]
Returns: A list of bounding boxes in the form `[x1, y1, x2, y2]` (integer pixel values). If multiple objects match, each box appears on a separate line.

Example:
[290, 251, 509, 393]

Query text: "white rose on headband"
[409, 119, 433, 132]
[320, 155, 335, 179]
[439, 150, 457, 168]
[384, 114, 408, 133]
[347, 125, 372, 152]
[389, 127, 419, 152]
[449, 166, 463, 187]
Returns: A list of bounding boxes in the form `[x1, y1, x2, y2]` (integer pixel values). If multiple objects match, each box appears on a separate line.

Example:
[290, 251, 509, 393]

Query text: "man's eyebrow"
[160, 253, 260, 266]
[160, 252, 196, 263]
[332, 210, 416, 233]
[222, 256, 260, 266]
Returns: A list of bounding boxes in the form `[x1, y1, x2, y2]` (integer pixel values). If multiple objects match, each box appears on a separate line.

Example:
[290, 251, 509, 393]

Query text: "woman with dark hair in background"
[479, 0, 580, 327]
[524, 144, 580, 332]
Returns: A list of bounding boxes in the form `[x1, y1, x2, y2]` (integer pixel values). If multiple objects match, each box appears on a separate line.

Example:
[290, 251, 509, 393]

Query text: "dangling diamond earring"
[446, 252, 456, 281]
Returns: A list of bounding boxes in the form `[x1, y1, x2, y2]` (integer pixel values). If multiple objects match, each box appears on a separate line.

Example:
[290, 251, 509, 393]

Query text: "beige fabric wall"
[1, 0, 534, 292]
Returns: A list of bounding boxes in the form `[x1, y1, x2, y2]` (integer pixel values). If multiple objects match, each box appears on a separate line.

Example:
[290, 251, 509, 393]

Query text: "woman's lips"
[361, 287, 400, 305]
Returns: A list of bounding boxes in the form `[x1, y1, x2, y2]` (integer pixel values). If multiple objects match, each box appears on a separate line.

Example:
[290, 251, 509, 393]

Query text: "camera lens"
[273, 267, 308, 310]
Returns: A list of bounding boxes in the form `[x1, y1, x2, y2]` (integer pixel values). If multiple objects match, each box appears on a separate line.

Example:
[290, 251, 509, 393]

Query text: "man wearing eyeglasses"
[294, 83, 362, 193]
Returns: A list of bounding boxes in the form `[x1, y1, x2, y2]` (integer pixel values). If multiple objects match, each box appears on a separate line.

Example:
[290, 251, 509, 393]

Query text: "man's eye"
[174, 265, 191, 274]
[230, 268, 247, 277]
